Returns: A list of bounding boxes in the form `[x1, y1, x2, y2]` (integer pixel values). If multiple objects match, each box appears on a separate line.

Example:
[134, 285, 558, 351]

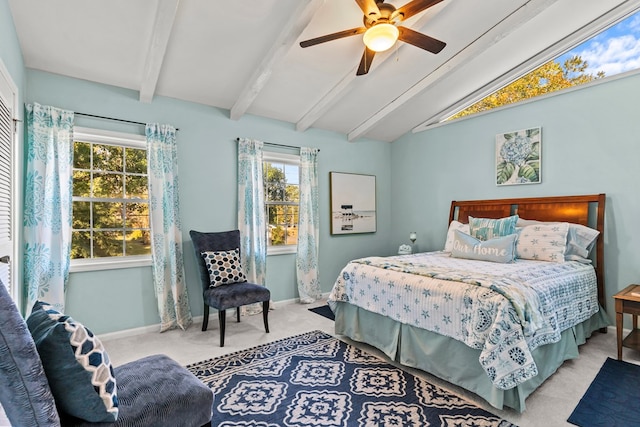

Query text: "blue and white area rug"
[187, 330, 516, 426]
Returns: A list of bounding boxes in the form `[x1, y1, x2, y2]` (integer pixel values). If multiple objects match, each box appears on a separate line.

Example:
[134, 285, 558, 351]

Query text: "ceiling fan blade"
[355, 0, 381, 19]
[300, 27, 367, 48]
[356, 47, 376, 76]
[397, 26, 446, 54]
[393, 0, 444, 21]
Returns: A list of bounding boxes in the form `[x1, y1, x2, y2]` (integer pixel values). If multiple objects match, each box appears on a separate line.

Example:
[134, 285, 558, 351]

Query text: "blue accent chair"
[190, 229, 270, 347]
[0, 282, 213, 427]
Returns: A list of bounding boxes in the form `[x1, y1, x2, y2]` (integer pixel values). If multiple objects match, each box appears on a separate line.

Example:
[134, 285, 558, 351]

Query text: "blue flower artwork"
[495, 127, 541, 185]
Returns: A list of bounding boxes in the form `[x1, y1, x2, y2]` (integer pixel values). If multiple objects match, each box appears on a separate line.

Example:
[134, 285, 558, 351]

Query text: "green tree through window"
[71, 137, 150, 259]
[264, 158, 299, 248]
[450, 56, 604, 120]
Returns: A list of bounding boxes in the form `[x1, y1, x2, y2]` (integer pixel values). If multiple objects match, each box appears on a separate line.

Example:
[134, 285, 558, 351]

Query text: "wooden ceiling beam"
[139, 0, 180, 103]
[230, 0, 325, 121]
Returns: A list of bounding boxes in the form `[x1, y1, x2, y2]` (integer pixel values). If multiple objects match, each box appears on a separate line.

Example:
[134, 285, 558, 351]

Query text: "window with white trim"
[263, 151, 299, 255]
[71, 127, 151, 271]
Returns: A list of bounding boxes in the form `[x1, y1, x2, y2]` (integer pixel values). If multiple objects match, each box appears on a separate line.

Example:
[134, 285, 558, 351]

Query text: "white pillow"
[516, 218, 599, 263]
[444, 220, 470, 252]
[516, 223, 569, 262]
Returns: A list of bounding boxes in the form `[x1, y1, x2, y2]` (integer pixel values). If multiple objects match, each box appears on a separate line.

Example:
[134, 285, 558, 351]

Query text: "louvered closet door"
[0, 64, 15, 298]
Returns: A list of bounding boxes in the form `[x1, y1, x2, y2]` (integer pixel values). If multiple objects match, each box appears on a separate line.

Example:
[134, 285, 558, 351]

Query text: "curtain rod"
[235, 137, 319, 152]
[75, 112, 180, 131]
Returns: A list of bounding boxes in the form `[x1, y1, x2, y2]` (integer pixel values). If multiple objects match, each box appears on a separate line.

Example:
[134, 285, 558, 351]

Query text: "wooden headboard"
[449, 194, 606, 308]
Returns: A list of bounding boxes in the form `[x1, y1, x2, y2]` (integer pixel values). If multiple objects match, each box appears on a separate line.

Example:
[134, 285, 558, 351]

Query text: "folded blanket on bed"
[353, 257, 545, 337]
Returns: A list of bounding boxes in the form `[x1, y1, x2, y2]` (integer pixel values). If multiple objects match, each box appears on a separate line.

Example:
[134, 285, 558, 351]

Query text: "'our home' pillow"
[26, 301, 118, 423]
[450, 229, 517, 263]
[201, 248, 247, 287]
[516, 223, 569, 262]
[469, 214, 518, 241]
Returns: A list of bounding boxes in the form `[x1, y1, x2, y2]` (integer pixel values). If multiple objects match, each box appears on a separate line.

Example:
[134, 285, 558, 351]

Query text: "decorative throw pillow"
[516, 223, 569, 262]
[450, 230, 517, 263]
[469, 214, 518, 241]
[201, 248, 247, 287]
[27, 301, 118, 422]
[443, 220, 470, 252]
[517, 218, 599, 263]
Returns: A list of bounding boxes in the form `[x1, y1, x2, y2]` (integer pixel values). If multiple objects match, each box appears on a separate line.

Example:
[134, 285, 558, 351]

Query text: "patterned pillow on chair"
[27, 301, 118, 422]
[201, 248, 247, 287]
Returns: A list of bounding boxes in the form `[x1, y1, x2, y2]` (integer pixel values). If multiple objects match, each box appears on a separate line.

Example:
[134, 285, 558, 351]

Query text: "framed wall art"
[329, 172, 376, 235]
[495, 126, 541, 186]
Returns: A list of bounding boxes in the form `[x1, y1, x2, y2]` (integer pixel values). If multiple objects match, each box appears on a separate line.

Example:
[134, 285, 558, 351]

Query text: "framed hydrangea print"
[495, 127, 541, 186]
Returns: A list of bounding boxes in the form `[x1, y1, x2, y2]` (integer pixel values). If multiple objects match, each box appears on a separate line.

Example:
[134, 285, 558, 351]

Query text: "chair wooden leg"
[202, 304, 209, 332]
[236, 307, 241, 322]
[263, 301, 270, 333]
[218, 309, 226, 347]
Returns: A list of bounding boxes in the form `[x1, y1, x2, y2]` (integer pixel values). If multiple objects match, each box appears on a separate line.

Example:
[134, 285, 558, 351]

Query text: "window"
[71, 127, 150, 271]
[263, 151, 299, 255]
[448, 10, 640, 121]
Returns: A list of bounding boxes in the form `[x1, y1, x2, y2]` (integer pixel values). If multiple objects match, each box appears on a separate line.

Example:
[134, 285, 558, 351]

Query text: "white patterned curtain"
[237, 138, 267, 313]
[296, 147, 321, 303]
[146, 123, 192, 332]
[24, 103, 74, 313]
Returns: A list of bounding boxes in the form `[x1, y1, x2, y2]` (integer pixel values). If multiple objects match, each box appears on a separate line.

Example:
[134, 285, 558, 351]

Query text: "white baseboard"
[99, 293, 331, 342]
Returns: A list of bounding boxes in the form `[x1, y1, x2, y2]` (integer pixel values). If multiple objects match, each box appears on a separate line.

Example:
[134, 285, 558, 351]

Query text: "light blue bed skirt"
[333, 301, 610, 413]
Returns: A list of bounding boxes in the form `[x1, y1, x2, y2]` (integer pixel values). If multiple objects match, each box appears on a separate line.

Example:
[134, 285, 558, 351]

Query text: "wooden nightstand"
[614, 284, 640, 360]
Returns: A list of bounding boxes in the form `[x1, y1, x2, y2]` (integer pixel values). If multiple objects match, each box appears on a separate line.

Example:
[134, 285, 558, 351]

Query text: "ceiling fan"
[299, 0, 446, 75]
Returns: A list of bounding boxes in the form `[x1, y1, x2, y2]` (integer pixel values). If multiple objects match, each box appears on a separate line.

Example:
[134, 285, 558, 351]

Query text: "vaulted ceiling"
[7, 0, 640, 142]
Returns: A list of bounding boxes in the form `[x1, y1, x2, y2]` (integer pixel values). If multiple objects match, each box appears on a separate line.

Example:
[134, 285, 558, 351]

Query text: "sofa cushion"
[27, 301, 118, 422]
[0, 283, 60, 427]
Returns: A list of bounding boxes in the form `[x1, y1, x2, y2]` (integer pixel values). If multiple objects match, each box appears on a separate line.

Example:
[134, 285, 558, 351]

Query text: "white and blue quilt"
[328, 251, 598, 390]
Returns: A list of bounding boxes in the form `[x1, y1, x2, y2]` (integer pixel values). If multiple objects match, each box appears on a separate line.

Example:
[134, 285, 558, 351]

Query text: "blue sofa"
[0, 282, 213, 427]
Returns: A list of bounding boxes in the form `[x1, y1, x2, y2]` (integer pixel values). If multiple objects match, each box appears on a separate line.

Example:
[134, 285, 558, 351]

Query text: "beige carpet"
[2, 300, 630, 427]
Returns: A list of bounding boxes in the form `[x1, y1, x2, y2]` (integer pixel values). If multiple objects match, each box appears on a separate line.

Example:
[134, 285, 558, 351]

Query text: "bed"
[328, 194, 609, 413]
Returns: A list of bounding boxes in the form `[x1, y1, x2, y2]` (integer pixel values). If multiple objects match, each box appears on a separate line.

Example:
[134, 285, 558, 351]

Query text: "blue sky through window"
[558, 11, 640, 76]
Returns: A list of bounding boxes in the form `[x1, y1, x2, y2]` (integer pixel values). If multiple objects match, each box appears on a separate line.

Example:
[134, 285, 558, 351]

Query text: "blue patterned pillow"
[202, 248, 247, 287]
[451, 230, 517, 263]
[469, 214, 518, 241]
[27, 301, 118, 422]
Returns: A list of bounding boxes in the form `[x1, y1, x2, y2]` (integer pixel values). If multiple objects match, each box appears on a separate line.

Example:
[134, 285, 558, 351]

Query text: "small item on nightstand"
[398, 244, 412, 255]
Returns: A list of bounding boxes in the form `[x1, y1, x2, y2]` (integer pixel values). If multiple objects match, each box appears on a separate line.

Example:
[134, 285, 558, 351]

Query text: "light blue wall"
[0, 1, 24, 96]
[391, 72, 640, 321]
[25, 70, 393, 334]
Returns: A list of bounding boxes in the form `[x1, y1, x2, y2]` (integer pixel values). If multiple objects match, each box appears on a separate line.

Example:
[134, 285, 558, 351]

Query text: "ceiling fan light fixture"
[363, 23, 399, 52]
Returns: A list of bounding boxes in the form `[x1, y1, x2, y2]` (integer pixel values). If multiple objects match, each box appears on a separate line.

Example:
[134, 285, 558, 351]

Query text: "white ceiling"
[7, 0, 640, 142]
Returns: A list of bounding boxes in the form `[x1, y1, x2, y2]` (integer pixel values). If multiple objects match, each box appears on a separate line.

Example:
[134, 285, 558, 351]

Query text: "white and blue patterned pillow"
[517, 218, 599, 263]
[469, 214, 518, 241]
[27, 301, 118, 422]
[450, 230, 517, 263]
[516, 223, 569, 262]
[202, 248, 247, 287]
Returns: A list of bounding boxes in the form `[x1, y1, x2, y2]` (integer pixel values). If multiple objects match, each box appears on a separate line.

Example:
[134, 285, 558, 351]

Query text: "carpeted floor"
[568, 357, 640, 426]
[187, 330, 515, 426]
